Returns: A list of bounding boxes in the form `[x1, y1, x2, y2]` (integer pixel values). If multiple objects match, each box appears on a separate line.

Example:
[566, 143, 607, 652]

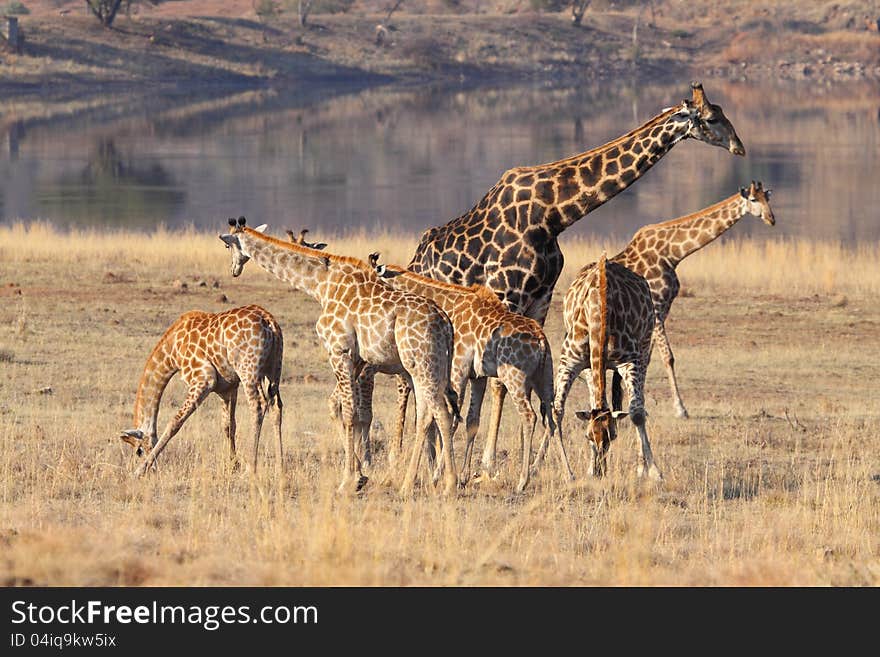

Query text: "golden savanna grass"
[1, 223, 878, 586]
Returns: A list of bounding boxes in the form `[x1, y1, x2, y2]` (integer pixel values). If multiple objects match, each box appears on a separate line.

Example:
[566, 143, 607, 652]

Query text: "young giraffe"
[366, 253, 572, 493]
[119, 304, 284, 477]
[405, 82, 745, 474]
[534, 255, 660, 480]
[219, 217, 460, 495]
[611, 181, 776, 418]
[286, 228, 328, 250]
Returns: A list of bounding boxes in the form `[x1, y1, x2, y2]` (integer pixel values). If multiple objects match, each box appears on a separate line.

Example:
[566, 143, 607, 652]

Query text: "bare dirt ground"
[2, 1, 879, 97]
[0, 228, 877, 586]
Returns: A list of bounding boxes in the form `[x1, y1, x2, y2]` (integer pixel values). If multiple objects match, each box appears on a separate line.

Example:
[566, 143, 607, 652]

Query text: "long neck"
[381, 267, 465, 312]
[637, 193, 746, 267]
[134, 334, 178, 439]
[240, 230, 329, 302]
[589, 256, 609, 409]
[522, 105, 692, 234]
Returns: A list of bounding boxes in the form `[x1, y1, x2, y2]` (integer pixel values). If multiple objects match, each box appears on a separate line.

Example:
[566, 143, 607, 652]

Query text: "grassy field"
[0, 223, 878, 586]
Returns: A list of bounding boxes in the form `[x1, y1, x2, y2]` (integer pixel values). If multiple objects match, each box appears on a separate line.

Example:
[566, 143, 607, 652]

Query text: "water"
[1, 80, 878, 243]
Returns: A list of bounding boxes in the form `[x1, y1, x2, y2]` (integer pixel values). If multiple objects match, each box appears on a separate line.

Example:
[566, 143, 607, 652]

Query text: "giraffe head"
[119, 429, 150, 458]
[287, 228, 328, 250]
[218, 216, 267, 277]
[739, 181, 775, 226]
[574, 407, 628, 476]
[684, 82, 746, 156]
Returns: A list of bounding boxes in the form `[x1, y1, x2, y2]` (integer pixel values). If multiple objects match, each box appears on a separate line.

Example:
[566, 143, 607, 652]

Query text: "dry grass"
[0, 224, 878, 586]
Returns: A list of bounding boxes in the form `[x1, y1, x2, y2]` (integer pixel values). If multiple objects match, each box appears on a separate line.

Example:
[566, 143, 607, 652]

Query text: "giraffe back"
[563, 259, 655, 371]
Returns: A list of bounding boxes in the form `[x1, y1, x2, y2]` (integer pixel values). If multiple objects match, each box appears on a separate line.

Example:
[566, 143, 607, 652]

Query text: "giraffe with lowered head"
[119, 304, 284, 477]
[368, 252, 572, 493]
[406, 82, 745, 475]
[611, 180, 776, 418]
[219, 217, 460, 495]
[535, 255, 660, 480]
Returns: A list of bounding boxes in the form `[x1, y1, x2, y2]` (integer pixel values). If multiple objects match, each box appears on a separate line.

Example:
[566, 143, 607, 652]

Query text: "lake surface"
[1, 79, 878, 243]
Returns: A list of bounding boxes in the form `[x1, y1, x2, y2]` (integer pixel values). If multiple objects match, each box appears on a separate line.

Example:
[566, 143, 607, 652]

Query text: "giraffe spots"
[516, 174, 534, 187]
[619, 153, 634, 168]
[561, 203, 583, 226]
[620, 169, 636, 185]
[604, 160, 619, 176]
[503, 207, 517, 225]
[515, 188, 532, 203]
[600, 179, 619, 200]
[499, 186, 514, 207]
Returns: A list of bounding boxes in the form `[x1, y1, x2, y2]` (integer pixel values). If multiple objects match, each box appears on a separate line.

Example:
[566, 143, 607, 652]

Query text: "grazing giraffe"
[219, 217, 460, 495]
[367, 253, 572, 493]
[119, 304, 284, 477]
[535, 255, 660, 480]
[611, 181, 776, 418]
[406, 82, 745, 473]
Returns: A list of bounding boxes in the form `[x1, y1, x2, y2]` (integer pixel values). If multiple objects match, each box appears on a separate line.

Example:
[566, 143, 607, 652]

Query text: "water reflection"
[0, 80, 877, 242]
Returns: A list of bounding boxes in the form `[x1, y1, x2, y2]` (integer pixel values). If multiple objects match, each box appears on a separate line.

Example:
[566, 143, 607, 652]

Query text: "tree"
[85, 0, 124, 27]
[571, 1, 590, 26]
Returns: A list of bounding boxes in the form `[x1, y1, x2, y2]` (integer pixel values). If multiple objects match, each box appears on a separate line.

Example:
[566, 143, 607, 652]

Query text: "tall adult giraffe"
[406, 82, 746, 473]
[611, 180, 775, 418]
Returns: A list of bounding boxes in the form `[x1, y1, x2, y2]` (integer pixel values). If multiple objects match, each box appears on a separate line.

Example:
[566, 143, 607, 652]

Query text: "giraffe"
[611, 180, 775, 418]
[286, 228, 328, 250]
[534, 254, 660, 479]
[219, 217, 461, 495]
[119, 304, 284, 477]
[404, 82, 745, 475]
[367, 252, 572, 493]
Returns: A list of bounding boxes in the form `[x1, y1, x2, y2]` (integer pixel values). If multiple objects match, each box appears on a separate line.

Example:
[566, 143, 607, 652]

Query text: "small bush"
[3, 1, 30, 15]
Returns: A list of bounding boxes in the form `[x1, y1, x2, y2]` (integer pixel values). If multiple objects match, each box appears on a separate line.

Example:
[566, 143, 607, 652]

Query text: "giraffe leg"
[481, 378, 507, 475]
[329, 351, 366, 494]
[654, 321, 688, 419]
[136, 371, 215, 477]
[390, 374, 411, 468]
[241, 377, 269, 474]
[617, 361, 663, 481]
[400, 388, 428, 498]
[533, 354, 579, 480]
[219, 387, 239, 469]
[431, 361, 469, 486]
[501, 369, 537, 493]
[461, 377, 487, 485]
[430, 389, 460, 497]
[355, 368, 375, 468]
[269, 379, 283, 471]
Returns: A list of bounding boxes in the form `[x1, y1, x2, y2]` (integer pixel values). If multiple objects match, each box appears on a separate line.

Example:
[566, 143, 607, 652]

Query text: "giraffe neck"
[589, 255, 609, 410]
[239, 230, 330, 303]
[625, 192, 747, 267]
[380, 265, 485, 313]
[533, 104, 693, 234]
[133, 333, 178, 439]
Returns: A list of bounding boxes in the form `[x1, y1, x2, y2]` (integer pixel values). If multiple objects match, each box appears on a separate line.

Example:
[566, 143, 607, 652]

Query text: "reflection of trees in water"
[38, 138, 185, 228]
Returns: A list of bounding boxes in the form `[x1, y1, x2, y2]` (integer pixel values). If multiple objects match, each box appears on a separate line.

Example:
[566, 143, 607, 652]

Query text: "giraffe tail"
[537, 336, 554, 429]
[444, 386, 462, 423]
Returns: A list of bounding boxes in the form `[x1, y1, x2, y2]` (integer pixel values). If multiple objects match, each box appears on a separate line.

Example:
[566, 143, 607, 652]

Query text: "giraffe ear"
[740, 186, 748, 198]
[574, 410, 590, 422]
[254, 224, 268, 233]
[237, 216, 247, 227]
[227, 217, 236, 227]
[611, 410, 629, 419]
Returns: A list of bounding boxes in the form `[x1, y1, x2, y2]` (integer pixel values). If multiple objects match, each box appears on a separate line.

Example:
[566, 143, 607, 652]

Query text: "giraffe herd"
[119, 82, 777, 495]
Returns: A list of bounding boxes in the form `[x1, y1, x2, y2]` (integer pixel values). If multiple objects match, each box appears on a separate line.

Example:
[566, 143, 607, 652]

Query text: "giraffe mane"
[241, 227, 376, 274]
[381, 263, 504, 305]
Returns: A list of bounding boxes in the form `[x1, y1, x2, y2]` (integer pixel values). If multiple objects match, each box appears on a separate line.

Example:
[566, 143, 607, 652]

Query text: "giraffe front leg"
[502, 371, 537, 494]
[654, 321, 689, 419]
[136, 372, 215, 477]
[355, 367, 375, 468]
[618, 361, 663, 481]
